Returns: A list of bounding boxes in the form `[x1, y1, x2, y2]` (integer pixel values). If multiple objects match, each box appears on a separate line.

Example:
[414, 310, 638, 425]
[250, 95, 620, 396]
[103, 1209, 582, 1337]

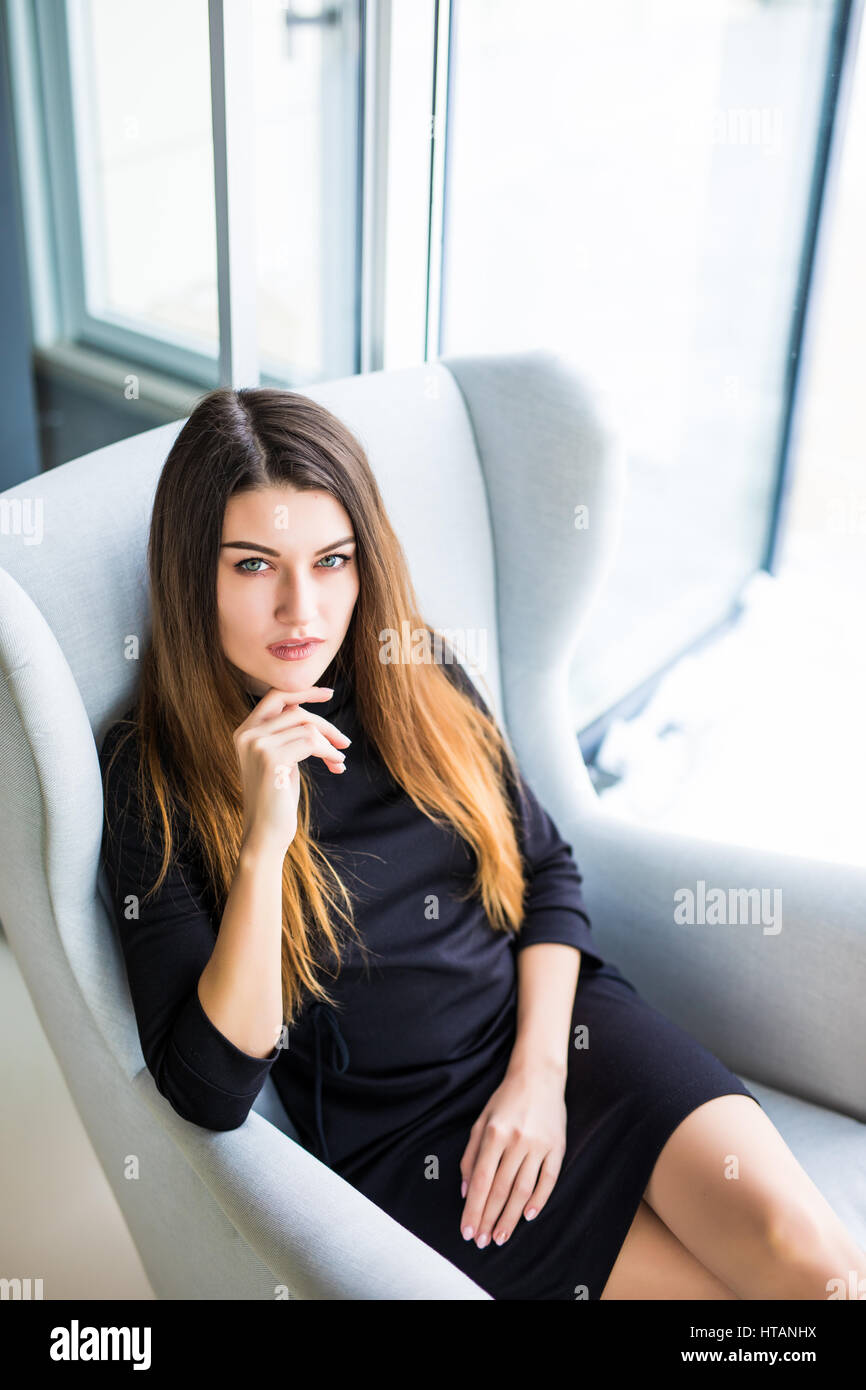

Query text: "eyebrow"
[221, 535, 356, 558]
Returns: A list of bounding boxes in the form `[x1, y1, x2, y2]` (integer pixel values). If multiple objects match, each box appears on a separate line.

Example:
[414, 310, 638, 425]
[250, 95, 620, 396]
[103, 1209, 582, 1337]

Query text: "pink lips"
[267, 639, 324, 662]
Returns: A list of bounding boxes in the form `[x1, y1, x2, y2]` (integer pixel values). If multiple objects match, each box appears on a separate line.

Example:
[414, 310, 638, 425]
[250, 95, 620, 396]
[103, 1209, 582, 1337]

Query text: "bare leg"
[600, 1198, 740, 1299]
[643, 1094, 866, 1300]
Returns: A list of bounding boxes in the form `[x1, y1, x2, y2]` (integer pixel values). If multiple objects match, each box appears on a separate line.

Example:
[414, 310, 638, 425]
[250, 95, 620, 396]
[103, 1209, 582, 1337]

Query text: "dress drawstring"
[309, 1001, 350, 1166]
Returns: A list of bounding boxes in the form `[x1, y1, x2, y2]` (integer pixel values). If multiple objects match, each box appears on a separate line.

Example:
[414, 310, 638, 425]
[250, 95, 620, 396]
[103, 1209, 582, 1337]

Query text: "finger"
[459, 1116, 486, 1201]
[474, 1142, 531, 1249]
[244, 686, 336, 726]
[251, 684, 336, 712]
[521, 1148, 564, 1223]
[243, 684, 338, 727]
[238, 686, 335, 741]
[289, 707, 352, 745]
[238, 706, 351, 753]
[261, 726, 347, 772]
[489, 1151, 548, 1245]
[280, 728, 347, 770]
[460, 1126, 506, 1244]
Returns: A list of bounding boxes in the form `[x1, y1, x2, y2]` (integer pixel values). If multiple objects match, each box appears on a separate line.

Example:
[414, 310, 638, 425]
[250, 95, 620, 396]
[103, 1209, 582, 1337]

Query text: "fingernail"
[525, 1207, 537, 1220]
[462, 1225, 473, 1241]
[494, 1232, 507, 1245]
[476, 1233, 490, 1249]
[461, 1180, 467, 1198]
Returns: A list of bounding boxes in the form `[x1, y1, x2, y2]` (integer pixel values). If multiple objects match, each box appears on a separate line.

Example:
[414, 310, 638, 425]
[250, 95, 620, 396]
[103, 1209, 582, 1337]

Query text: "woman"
[100, 386, 865, 1301]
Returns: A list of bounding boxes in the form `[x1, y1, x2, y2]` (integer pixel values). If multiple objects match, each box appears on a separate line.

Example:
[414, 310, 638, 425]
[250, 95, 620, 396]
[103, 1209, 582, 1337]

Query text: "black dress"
[99, 657, 762, 1300]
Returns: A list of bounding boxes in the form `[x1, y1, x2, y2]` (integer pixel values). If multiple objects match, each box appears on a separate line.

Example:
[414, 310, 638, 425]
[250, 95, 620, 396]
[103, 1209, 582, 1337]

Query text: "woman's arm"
[99, 722, 283, 1130]
[196, 832, 286, 1061]
[507, 941, 581, 1082]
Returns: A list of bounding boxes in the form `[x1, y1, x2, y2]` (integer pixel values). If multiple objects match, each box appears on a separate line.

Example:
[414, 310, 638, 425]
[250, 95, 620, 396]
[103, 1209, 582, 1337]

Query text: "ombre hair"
[102, 387, 529, 1025]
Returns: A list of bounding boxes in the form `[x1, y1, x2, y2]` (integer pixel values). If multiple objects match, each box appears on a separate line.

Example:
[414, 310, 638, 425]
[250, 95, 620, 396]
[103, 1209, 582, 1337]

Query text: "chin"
[268, 662, 330, 691]
[237, 651, 332, 697]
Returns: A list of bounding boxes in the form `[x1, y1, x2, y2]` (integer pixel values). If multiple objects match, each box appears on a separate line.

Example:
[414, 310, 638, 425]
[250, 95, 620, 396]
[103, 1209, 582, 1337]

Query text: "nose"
[273, 568, 318, 626]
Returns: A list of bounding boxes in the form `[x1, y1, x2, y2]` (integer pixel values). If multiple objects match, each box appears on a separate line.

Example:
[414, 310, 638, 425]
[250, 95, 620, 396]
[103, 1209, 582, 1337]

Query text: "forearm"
[507, 942, 581, 1081]
[196, 836, 286, 1059]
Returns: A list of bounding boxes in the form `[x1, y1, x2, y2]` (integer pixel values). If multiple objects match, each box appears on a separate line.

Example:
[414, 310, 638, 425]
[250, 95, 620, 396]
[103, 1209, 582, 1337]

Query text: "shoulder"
[99, 710, 192, 845]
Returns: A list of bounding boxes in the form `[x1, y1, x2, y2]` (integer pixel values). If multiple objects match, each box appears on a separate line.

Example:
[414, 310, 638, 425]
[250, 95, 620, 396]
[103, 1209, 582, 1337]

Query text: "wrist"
[507, 1040, 569, 1084]
[238, 832, 288, 872]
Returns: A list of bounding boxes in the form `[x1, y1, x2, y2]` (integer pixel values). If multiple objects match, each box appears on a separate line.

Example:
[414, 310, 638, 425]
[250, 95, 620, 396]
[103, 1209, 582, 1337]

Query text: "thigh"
[642, 1092, 861, 1290]
[568, 963, 757, 1106]
[601, 1198, 739, 1300]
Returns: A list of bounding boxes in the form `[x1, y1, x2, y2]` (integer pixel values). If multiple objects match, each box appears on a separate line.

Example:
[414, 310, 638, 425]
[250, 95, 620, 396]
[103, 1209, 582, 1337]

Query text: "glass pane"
[72, 0, 217, 349]
[251, 0, 360, 381]
[443, 0, 840, 730]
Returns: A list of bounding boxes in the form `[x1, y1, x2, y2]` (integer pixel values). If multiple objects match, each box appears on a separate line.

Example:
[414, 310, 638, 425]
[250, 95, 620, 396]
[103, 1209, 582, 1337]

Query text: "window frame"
[12, 0, 388, 391]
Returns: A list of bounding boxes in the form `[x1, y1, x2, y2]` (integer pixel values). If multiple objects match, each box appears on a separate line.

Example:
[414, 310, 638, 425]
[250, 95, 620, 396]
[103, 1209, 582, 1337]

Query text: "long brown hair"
[103, 387, 529, 1025]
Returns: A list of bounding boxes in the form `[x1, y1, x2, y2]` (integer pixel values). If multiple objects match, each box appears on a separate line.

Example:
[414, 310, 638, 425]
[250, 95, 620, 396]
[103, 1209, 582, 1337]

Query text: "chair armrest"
[573, 806, 866, 1121]
[136, 1071, 492, 1299]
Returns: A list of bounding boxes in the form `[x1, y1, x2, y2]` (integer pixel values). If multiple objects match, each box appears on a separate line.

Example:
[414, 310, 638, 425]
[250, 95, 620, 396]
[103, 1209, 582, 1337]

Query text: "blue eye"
[233, 553, 353, 575]
[316, 553, 353, 570]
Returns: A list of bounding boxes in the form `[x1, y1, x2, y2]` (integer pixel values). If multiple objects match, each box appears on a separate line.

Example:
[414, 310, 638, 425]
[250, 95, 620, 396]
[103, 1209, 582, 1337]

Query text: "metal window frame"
[359, 0, 388, 373]
[378, 0, 440, 370]
[208, 0, 258, 388]
[425, 0, 450, 363]
[763, 0, 863, 573]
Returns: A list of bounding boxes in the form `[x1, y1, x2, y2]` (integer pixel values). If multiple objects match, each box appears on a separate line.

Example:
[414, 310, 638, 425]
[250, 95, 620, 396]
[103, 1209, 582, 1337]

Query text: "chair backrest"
[0, 350, 621, 1294]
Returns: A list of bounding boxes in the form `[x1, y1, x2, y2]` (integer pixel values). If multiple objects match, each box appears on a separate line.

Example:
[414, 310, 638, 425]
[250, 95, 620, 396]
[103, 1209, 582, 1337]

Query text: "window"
[441, 0, 849, 732]
[18, 0, 364, 388]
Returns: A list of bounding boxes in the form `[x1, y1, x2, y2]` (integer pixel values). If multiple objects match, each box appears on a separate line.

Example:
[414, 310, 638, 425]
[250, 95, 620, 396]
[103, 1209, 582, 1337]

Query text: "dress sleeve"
[99, 720, 280, 1130]
[440, 653, 605, 969]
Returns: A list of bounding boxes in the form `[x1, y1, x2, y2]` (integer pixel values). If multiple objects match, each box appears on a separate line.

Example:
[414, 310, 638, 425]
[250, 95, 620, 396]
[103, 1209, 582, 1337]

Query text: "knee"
[764, 1196, 839, 1276]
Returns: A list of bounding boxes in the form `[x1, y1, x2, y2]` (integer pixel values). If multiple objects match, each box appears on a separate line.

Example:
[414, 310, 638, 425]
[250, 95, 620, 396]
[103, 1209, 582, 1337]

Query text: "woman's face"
[217, 485, 360, 699]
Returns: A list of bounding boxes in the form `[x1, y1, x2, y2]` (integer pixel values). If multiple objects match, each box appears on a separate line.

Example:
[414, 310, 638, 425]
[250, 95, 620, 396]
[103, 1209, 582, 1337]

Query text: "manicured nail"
[525, 1207, 537, 1220]
[494, 1232, 507, 1245]
[476, 1233, 490, 1249]
[461, 1180, 467, 1198]
[462, 1225, 473, 1240]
